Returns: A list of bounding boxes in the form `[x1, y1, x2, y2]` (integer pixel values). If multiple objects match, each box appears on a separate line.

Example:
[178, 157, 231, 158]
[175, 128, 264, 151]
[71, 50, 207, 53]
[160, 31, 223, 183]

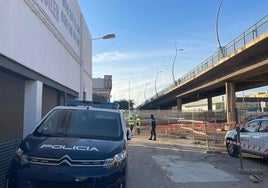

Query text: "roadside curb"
[238, 168, 263, 175]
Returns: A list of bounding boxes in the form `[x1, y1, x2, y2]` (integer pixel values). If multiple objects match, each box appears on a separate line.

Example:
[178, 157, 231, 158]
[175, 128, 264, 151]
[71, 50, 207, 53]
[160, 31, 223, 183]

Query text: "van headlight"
[15, 148, 28, 164]
[104, 150, 127, 169]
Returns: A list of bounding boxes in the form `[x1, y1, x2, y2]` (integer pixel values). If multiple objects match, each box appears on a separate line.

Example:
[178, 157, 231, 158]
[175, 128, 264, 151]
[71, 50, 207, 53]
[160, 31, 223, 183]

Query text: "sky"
[77, 0, 268, 106]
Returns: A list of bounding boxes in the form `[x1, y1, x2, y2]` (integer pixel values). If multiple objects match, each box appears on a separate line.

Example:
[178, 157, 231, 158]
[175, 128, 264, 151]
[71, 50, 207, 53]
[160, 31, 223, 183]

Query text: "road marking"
[152, 155, 239, 183]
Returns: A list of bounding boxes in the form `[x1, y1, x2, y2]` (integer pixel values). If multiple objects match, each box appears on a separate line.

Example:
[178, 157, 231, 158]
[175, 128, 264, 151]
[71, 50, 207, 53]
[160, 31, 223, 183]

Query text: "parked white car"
[225, 117, 268, 158]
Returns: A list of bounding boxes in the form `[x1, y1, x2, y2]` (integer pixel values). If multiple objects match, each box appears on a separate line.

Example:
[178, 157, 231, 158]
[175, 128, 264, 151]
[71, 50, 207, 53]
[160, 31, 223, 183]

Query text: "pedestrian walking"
[148, 114, 156, 140]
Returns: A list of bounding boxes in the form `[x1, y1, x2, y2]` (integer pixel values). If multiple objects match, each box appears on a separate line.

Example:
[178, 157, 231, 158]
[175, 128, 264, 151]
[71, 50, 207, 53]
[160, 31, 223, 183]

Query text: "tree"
[114, 99, 135, 110]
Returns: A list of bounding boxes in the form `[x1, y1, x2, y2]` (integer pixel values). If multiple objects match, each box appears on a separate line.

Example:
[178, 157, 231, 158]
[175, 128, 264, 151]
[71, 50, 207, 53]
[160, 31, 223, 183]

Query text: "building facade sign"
[36, 0, 81, 55]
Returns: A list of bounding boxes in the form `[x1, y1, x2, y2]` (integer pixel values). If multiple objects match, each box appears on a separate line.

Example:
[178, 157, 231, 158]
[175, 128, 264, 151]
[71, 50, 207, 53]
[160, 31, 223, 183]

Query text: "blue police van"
[6, 100, 129, 188]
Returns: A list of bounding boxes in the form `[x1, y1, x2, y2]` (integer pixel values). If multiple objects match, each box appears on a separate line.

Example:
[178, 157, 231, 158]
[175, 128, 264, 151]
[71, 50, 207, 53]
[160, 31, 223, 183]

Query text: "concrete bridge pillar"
[225, 81, 236, 123]
[177, 98, 182, 111]
[207, 97, 212, 111]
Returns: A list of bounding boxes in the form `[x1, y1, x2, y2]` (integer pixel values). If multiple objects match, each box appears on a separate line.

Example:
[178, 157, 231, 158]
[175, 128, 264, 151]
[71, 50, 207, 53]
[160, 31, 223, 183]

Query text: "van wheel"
[226, 140, 239, 157]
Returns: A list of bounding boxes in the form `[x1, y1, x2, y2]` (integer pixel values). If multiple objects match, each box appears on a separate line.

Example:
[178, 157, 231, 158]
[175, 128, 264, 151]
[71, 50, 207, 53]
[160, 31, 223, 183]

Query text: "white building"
[0, 0, 92, 175]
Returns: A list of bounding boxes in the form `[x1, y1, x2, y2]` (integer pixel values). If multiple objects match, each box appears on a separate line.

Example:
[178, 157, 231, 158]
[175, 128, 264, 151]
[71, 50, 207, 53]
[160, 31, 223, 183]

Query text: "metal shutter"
[0, 140, 21, 188]
[0, 70, 24, 188]
[42, 86, 58, 117]
[0, 70, 24, 142]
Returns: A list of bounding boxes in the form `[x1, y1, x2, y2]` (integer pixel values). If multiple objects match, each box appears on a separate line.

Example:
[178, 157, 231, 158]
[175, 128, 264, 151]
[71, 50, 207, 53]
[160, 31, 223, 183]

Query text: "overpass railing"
[141, 15, 268, 107]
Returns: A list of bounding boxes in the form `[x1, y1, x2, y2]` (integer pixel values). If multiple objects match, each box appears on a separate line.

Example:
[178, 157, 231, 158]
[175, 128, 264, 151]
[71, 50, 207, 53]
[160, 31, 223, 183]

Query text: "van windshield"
[33, 109, 123, 141]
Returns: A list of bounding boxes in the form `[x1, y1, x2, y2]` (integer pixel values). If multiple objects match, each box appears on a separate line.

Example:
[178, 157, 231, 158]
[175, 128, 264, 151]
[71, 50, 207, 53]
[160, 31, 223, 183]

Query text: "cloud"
[93, 51, 129, 63]
[93, 44, 220, 102]
[93, 49, 173, 63]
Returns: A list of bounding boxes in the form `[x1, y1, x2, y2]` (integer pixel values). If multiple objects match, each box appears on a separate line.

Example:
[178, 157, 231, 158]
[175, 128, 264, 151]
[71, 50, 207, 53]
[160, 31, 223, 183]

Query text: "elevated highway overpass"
[139, 15, 268, 123]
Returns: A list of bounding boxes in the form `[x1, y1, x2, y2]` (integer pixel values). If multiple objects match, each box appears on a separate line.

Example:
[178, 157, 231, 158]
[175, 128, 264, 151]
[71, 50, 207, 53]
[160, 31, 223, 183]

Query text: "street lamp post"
[136, 90, 141, 107]
[90, 33, 116, 101]
[154, 69, 163, 97]
[128, 81, 131, 118]
[92, 34, 116, 41]
[171, 43, 183, 86]
[216, 0, 224, 58]
[144, 82, 150, 101]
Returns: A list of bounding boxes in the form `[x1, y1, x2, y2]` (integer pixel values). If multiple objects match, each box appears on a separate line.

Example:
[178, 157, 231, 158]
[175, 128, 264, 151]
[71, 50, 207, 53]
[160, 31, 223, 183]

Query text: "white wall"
[0, 0, 92, 96]
[81, 15, 93, 100]
[23, 80, 43, 138]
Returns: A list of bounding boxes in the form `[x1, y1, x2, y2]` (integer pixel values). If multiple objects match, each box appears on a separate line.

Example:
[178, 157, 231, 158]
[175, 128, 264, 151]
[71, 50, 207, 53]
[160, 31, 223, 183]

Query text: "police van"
[6, 100, 129, 188]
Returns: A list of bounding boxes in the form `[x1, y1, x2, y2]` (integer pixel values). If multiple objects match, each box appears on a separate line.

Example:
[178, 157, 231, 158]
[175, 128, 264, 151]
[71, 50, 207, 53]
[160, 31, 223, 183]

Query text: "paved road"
[126, 133, 268, 188]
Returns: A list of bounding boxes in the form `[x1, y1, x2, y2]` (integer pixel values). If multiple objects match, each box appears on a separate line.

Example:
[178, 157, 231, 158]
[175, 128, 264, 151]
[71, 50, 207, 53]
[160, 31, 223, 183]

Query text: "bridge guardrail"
[142, 15, 268, 107]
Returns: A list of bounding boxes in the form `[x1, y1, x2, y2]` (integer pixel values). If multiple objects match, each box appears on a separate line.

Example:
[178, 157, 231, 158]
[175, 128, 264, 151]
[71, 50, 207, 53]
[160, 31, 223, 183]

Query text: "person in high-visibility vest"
[128, 117, 135, 133]
[136, 115, 141, 135]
